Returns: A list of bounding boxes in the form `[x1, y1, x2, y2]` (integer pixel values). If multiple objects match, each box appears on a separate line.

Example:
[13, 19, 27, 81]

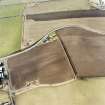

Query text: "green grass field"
[16, 78, 105, 105]
[0, 4, 24, 18]
[0, 4, 24, 57]
[0, 16, 22, 57]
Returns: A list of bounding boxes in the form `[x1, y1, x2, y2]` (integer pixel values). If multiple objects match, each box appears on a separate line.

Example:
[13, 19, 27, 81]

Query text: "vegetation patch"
[0, 4, 24, 18]
[0, 16, 22, 57]
[0, 4, 24, 57]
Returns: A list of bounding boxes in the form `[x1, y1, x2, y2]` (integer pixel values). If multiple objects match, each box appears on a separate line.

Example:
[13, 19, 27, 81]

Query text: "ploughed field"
[8, 40, 74, 89]
[7, 27, 105, 92]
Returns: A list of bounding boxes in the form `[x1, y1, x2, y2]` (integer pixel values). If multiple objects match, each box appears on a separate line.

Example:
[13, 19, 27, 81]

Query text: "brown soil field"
[7, 40, 74, 90]
[8, 26, 105, 91]
[56, 26, 105, 77]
